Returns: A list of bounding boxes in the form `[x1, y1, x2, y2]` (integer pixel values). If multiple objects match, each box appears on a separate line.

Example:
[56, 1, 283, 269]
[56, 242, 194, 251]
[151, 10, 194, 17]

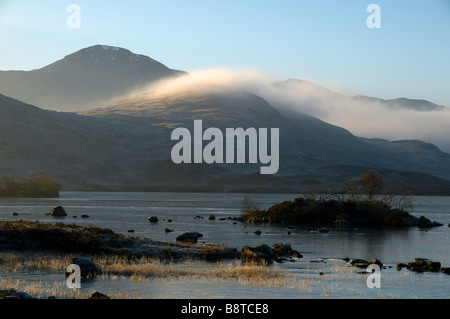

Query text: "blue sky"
[1, 0, 449, 106]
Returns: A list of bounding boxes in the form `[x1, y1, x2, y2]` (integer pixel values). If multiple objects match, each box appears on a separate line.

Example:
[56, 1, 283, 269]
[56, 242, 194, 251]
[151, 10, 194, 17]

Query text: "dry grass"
[0, 277, 140, 299]
[0, 252, 290, 299]
[2, 253, 405, 299]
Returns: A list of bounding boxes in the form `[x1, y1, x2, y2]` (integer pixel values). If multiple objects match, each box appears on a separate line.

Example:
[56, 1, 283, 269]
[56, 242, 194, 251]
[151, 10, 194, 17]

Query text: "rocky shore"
[0, 218, 304, 264]
[0, 220, 239, 261]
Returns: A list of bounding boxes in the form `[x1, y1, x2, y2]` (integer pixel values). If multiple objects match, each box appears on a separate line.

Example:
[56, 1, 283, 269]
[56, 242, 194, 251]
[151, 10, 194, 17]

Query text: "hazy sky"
[0, 0, 449, 106]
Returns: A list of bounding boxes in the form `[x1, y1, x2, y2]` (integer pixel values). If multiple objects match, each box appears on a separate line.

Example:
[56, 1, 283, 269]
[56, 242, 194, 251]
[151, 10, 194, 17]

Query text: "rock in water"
[240, 244, 278, 265]
[176, 232, 203, 243]
[49, 206, 67, 217]
[148, 216, 158, 223]
[68, 257, 102, 279]
[409, 258, 441, 272]
[271, 243, 303, 258]
[89, 292, 110, 299]
[417, 216, 434, 227]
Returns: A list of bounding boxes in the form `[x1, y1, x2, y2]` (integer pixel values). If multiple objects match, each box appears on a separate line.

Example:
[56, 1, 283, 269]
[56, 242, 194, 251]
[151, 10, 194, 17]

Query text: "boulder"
[49, 206, 67, 217]
[0, 290, 34, 299]
[417, 216, 434, 227]
[148, 216, 158, 223]
[208, 215, 216, 220]
[441, 267, 450, 274]
[89, 291, 110, 299]
[370, 258, 383, 267]
[14, 291, 34, 299]
[384, 210, 419, 227]
[408, 258, 441, 272]
[176, 232, 203, 243]
[68, 257, 101, 279]
[271, 243, 302, 258]
[241, 244, 278, 265]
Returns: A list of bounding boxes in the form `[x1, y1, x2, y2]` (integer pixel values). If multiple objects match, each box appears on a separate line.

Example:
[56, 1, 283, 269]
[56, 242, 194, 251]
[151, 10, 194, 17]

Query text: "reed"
[0, 252, 289, 291]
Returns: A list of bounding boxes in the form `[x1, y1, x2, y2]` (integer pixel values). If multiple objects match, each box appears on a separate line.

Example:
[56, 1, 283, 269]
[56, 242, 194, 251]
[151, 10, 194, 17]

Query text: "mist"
[130, 68, 450, 153]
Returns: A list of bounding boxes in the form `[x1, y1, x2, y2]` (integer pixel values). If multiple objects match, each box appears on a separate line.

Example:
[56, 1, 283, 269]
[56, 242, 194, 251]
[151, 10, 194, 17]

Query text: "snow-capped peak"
[102, 45, 121, 51]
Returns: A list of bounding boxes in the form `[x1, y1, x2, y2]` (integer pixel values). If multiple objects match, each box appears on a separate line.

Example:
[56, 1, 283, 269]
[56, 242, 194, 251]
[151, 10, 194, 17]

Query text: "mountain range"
[1, 45, 450, 194]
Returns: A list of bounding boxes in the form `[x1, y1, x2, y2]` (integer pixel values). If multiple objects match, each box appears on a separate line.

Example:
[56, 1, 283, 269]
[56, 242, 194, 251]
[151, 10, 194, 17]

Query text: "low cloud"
[259, 80, 450, 153]
[127, 68, 450, 153]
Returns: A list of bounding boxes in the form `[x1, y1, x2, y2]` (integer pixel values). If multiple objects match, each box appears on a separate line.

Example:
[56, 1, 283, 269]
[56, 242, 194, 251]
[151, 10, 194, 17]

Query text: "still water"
[0, 192, 449, 299]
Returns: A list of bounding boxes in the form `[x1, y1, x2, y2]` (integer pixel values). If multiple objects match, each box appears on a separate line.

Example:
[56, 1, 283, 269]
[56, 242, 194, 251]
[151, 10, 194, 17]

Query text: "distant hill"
[271, 79, 447, 112]
[0, 45, 183, 111]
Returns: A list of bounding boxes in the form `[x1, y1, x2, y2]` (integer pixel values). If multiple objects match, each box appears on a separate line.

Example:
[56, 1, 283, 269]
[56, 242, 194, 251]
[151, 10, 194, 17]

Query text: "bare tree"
[343, 178, 359, 202]
[359, 169, 383, 201]
[241, 196, 260, 215]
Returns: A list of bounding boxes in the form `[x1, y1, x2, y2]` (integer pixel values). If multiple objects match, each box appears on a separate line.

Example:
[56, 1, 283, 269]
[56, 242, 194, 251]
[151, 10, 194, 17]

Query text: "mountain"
[1, 46, 450, 194]
[79, 85, 450, 194]
[0, 45, 183, 111]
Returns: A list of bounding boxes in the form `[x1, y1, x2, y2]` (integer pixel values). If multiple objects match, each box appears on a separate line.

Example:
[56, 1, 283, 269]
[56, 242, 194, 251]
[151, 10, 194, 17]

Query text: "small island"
[239, 169, 443, 228]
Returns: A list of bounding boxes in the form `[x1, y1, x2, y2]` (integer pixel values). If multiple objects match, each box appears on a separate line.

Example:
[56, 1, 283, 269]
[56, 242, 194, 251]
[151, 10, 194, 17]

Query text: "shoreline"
[1, 219, 449, 299]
